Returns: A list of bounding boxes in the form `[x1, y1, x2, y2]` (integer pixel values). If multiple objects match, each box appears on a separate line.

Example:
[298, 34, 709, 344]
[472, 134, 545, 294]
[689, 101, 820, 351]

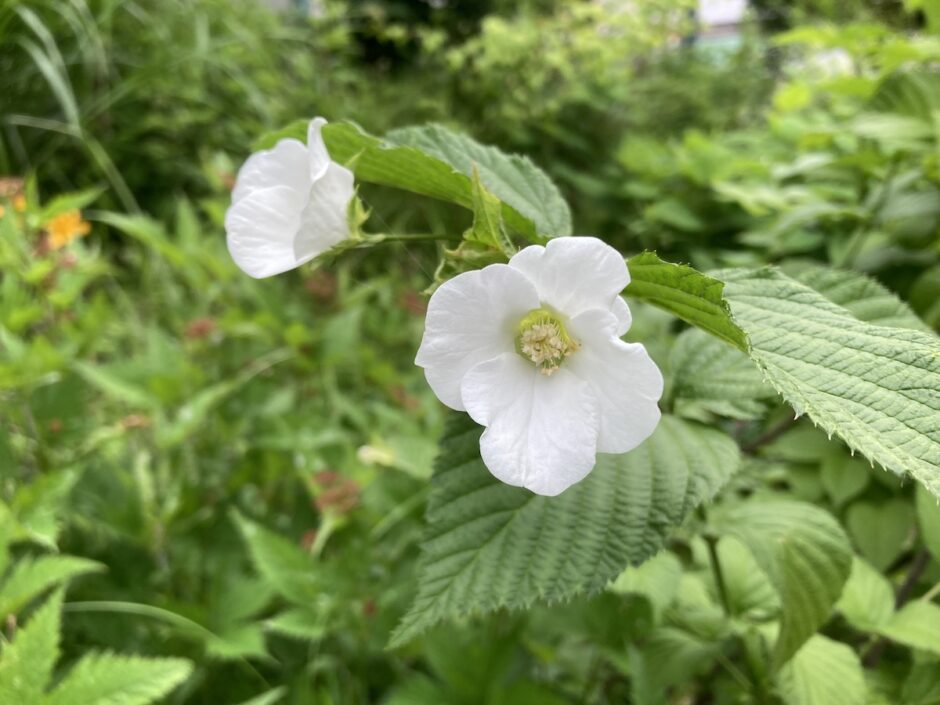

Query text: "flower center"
[516, 308, 579, 376]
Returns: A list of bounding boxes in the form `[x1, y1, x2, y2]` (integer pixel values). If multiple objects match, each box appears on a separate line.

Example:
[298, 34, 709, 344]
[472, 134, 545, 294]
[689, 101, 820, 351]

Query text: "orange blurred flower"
[46, 210, 91, 250]
[13, 194, 27, 213]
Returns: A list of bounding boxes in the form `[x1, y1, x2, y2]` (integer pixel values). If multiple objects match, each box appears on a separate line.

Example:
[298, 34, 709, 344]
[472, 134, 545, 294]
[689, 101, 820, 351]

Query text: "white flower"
[416, 236, 663, 496]
[225, 118, 354, 279]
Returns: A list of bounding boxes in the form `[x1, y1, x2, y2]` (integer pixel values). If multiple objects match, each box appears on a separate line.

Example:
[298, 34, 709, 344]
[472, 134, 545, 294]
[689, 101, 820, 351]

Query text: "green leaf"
[0, 555, 103, 618]
[387, 124, 572, 237]
[266, 607, 326, 642]
[719, 267, 940, 500]
[916, 485, 940, 561]
[790, 265, 929, 331]
[777, 635, 867, 705]
[44, 653, 192, 705]
[879, 601, 940, 655]
[835, 557, 895, 632]
[0, 589, 62, 703]
[319, 122, 542, 239]
[625, 253, 747, 351]
[669, 328, 773, 420]
[72, 361, 159, 410]
[845, 498, 914, 571]
[464, 167, 512, 254]
[820, 450, 870, 507]
[38, 188, 103, 223]
[231, 512, 318, 604]
[609, 551, 683, 620]
[390, 414, 738, 647]
[714, 500, 852, 667]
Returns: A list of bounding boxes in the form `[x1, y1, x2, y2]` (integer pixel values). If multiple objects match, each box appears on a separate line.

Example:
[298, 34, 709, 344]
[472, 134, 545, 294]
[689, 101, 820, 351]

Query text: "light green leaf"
[625, 253, 748, 351]
[387, 123, 572, 237]
[777, 634, 867, 705]
[820, 450, 870, 507]
[836, 557, 895, 632]
[390, 414, 738, 647]
[879, 601, 940, 655]
[669, 328, 774, 420]
[231, 512, 318, 605]
[0, 555, 103, 618]
[790, 265, 929, 330]
[916, 485, 940, 561]
[714, 500, 852, 667]
[713, 537, 780, 618]
[320, 122, 542, 239]
[845, 499, 914, 570]
[0, 589, 62, 703]
[203, 623, 268, 661]
[266, 607, 326, 642]
[719, 267, 940, 499]
[609, 551, 683, 619]
[44, 653, 192, 705]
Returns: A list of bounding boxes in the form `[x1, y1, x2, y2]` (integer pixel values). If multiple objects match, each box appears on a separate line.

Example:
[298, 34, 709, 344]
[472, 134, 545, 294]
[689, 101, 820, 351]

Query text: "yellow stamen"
[516, 308, 579, 376]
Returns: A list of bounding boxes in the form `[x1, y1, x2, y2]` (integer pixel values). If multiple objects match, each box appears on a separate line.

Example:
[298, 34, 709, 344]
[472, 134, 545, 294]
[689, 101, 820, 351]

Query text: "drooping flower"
[225, 117, 354, 279]
[46, 210, 91, 250]
[416, 236, 663, 496]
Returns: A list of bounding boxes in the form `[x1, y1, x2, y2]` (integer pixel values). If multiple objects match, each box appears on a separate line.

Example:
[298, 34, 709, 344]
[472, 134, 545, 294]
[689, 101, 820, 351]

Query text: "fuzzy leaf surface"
[719, 267, 940, 499]
[391, 414, 738, 646]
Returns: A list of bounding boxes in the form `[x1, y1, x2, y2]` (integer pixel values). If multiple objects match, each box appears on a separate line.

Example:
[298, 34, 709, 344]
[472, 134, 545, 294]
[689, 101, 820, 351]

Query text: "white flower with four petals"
[416, 237, 664, 496]
[226, 118, 354, 279]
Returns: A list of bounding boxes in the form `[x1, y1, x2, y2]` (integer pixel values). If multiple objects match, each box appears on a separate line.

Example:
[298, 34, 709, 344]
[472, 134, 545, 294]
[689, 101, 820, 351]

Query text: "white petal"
[566, 308, 663, 454]
[508, 237, 630, 321]
[611, 295, 632, 336]
[225, 186, 303, 278]
[415, 264, 540, 410]
[231, 139, 309, 207]
[307, 117, 332, 182]
[461, 353, 600, 496]
[295, 161, 355, 262]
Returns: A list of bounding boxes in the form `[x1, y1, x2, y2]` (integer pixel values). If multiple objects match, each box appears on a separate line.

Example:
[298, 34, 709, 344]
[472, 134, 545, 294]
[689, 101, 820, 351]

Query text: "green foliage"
[714, 501, 852, 666]
[720, 267, 940, 498]
[392, 413, 739, 646]
[777, 635, 866, 705]
[318, 121, 556, 240]
[0, 591, 192, 705]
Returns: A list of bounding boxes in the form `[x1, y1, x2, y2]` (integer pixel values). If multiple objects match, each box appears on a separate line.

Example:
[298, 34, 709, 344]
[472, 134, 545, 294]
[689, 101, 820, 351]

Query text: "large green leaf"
[719, 267, 940, 499]
[322, 122, 543, 239]
[44, 653, 192, 705]
[625, 253, 747, 351]
[777, 635, 867, 705]
[387, 124, 572, 237]
[390, 414, 739, 647]
[714, 500, 852, 667]
[789, 265, 929, 330]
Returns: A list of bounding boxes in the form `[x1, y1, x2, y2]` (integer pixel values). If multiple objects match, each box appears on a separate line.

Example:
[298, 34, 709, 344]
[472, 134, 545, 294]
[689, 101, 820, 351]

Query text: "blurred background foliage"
[1, 0, 940, 703]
